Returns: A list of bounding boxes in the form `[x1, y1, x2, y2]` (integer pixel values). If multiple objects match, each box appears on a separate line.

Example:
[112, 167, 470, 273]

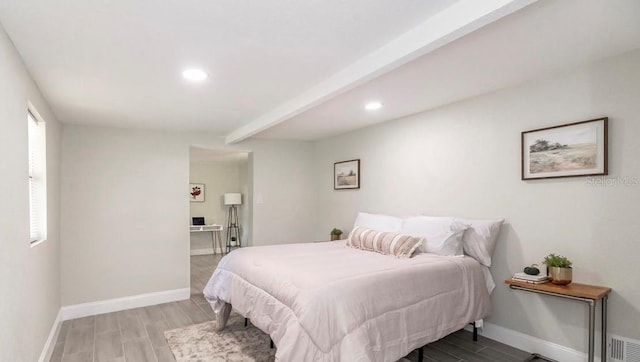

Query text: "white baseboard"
[40, 288, 189, 361]
[38, 309, 62, 362]
[60, 288, 190, 321]
[191, 248, 213, 256]
[466, 322, 595, 362]
[190, 248, 224, 255]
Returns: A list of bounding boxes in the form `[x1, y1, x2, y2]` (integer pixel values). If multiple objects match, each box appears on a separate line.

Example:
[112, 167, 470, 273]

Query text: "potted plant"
[543, 253, 573, 285]
[330, 228, 343, 241]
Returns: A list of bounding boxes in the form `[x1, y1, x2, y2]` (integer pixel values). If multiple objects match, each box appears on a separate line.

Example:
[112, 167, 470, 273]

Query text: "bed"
[203, 239, 495, 361]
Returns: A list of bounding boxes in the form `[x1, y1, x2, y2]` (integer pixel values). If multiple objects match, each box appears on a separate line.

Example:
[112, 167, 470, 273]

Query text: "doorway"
[189, 147, 251, 256]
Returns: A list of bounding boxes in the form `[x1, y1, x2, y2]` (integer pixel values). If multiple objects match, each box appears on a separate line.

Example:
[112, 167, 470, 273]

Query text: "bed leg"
[417, 346, 424, 362]
[270, 338, 274, 349]
[244, 318, 248, 327]
[473, 322, 478, 342]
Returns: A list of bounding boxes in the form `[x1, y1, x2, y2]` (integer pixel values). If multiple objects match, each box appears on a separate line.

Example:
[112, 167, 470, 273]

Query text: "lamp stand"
[226, 205, 241, 253]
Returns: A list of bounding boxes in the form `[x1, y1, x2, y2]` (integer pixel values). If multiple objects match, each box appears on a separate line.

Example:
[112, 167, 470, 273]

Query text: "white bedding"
[203, 241, 491, 362]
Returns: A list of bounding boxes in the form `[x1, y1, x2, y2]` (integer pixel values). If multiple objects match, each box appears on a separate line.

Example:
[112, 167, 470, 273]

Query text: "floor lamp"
[224, 193, 241, 253]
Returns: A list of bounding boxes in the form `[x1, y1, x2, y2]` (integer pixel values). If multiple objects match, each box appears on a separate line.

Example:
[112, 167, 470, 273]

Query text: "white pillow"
[401, 216, 469, 256]
[354, 212, 402, 233]
[456, 218, 504, 267]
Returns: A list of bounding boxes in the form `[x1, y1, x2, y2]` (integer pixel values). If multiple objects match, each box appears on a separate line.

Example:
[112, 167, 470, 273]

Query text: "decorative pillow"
[346, 226, 422, 258]
[455, 218, 504, 267]
[354, 212, 403, 233]
[401, 216, 469, 256]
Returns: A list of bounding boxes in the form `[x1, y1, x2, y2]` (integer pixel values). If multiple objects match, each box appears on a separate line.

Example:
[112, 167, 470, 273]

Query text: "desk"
[190, 225, 224, 255]
[505, 279, 611, 362]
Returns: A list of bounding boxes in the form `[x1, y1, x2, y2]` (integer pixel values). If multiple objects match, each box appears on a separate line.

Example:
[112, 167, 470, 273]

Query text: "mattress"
[203, 241, 491, 362]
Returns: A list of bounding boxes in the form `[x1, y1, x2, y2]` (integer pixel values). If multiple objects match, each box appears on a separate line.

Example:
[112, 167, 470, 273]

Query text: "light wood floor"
[50, 255, 221, 362]
[52, 254, 539, 362]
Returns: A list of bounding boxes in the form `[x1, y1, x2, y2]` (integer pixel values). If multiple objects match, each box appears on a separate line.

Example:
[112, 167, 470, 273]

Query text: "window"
[28, 109, 47, 243]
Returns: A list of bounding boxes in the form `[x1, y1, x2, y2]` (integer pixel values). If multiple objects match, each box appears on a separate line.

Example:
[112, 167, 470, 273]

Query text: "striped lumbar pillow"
[346, 226, 422, 258]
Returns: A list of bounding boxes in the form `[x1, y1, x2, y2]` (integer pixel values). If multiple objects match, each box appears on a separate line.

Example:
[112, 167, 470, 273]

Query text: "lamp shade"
[224, 193, 242, 205]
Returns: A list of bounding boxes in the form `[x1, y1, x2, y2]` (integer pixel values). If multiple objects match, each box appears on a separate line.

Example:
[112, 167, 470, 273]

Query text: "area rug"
[164, 312, 276, 362]
[165, 312, 415, 362]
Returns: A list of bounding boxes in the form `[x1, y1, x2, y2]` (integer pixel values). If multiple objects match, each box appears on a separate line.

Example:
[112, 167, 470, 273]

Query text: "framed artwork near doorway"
[190, 183, 205, 202]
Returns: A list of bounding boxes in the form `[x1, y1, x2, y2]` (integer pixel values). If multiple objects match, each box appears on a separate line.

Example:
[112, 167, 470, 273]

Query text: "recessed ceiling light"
[365, 101, 382, 110]
[182, 68, 208, 82]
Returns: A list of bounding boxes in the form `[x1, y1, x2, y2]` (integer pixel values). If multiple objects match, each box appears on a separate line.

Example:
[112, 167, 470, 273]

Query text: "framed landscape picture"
[522, 117, 608, 180]
[334, 159, 360, 190]
[190, 183, 205, 202]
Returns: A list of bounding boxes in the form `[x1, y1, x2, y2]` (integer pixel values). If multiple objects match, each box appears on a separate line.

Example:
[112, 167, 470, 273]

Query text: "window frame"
[27, 104, 47, 245]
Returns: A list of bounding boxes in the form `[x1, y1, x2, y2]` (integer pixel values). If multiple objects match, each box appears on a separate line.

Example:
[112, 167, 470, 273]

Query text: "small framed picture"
[334, 159, 360, 190]
[522, 117, 608, 180]
[190, 183, 205, 202]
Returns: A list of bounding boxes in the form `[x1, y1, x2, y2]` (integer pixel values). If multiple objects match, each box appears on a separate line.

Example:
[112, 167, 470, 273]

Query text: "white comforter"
[203, 241, 491, 362]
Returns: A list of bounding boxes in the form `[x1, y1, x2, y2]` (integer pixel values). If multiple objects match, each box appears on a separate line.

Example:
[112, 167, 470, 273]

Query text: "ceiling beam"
[225, 0, 537, 144]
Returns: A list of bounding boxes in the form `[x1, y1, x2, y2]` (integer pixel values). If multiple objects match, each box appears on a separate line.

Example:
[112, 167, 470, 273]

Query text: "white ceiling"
[258, 0, 640, 140]
[1, 0, 638, 142]
[0, 0, 456, 132]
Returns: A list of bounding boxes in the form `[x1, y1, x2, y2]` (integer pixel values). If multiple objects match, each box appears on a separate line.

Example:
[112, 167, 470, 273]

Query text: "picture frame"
[522, 117, 608, 180]
[334, 159, 360, 190]
[190, 183, 205, 202]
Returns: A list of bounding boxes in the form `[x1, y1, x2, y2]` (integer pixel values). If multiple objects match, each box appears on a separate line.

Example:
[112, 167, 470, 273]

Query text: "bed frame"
[245, 318, 479, 361]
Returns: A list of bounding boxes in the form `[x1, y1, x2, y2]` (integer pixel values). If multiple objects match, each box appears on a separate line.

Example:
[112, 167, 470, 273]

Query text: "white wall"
[0, 25, 62, 362]
[189, 159, 246, 251]
[249, 140, 318, 245]
[60, 126, 190, 305]
[312, 49, 640, 351]
[238, 157, 250, 245]
[60, 127, 315, 305]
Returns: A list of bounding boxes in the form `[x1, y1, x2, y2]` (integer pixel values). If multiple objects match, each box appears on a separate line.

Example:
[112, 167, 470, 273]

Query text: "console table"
[505, 279, 611, 362]
[190, 225, 224, 255]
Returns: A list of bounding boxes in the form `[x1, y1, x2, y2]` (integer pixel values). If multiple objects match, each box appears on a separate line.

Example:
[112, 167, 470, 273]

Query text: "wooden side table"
[505, 279, 611, 362]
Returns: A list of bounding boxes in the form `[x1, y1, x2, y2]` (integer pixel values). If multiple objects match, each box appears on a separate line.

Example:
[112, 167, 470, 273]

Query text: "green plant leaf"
[542, 253, 572, 268]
